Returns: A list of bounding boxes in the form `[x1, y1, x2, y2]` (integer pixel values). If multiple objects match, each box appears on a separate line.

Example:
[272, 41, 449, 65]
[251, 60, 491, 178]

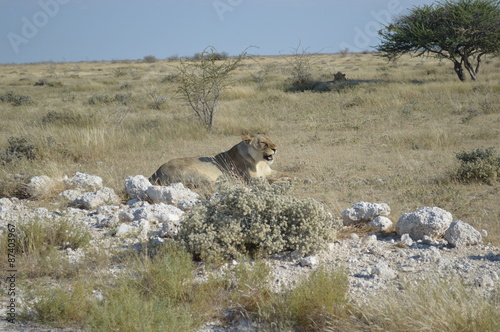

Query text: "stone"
[342, 201, 390, 225]
[400, 234, 414, 246]
[115, 223, 135, 237]
[444, 220, 482, 247]
[71, 187, 121, 210]
[26, 175, 61, 198]
[299, 256, 319, 267]
[160, 218, 181, 238]
[396, 207, 452, 240]
[65, 172, 103, 192]
[367, 216, 393, 232]
[362, 234, 378, 245]
[59, 189, 82, 203]
[120, 203, 184, 224]
[125, 175, 151, 200]
[146, 183, 200, 208]
[372, 262, 397, 279]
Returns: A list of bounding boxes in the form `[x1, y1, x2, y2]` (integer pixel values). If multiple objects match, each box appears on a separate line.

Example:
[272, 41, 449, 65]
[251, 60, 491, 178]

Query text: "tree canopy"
[376, 0, 500, 81]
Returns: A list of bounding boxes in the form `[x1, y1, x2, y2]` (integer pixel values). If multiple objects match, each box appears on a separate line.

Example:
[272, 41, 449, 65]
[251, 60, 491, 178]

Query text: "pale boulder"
[444, 220, 483, 247]
[396, 207, 452, 240]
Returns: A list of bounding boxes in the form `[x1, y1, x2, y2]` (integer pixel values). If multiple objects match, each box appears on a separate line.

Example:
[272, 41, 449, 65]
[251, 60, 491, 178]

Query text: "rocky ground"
[0, 173, 498, 331]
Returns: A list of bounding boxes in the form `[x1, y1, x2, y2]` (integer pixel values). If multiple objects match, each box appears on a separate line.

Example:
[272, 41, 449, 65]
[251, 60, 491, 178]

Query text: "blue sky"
[0, 0, 436, 64]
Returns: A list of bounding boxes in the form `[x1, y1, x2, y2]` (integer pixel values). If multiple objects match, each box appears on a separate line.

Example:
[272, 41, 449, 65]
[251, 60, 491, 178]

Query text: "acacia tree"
[376, 0, 499, 81]
[176, 46, 247, 129]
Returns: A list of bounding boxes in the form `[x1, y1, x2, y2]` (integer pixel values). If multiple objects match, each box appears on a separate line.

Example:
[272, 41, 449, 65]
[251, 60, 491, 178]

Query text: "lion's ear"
[241, 133, 253, 144]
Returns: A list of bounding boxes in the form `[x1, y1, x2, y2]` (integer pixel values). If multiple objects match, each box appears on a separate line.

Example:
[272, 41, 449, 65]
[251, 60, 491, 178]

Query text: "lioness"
[149, 133, 290, 186]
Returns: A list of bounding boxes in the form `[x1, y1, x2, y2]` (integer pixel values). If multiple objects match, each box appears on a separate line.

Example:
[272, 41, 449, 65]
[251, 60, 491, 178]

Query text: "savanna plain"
[0, 53, 499, 331]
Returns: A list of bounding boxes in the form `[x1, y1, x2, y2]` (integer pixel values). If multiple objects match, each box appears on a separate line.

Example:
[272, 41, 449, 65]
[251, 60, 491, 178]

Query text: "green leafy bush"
[178, 180, 337, 263]
[456, 147, 500, 183]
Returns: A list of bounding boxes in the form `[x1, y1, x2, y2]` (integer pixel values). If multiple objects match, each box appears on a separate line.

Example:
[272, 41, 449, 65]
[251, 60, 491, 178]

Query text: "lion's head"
[242, 133, 277, 166]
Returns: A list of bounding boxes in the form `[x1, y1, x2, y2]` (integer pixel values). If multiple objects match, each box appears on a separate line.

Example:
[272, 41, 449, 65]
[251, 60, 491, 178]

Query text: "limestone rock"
[26, 175, 61, 198]
[396, 207, 452, 240]
[342, 201, 390, 225]
[367, 216, 393, 232]
[146, 183, 200, 209]
[119, 203, 184, 224]
[125, 175, 151, 200]
[444, 220, 482, 247]
[71, 187, 121, 210]
[65, 172, 103, 192]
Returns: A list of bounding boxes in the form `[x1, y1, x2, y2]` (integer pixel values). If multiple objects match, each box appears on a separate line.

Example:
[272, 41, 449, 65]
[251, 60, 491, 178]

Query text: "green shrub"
[456, 147, 500, 183]
[178, 180, 337, 263]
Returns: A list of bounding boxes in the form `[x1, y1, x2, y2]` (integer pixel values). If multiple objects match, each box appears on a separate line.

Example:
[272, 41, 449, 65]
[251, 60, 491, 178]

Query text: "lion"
[149, 133, 291, 187]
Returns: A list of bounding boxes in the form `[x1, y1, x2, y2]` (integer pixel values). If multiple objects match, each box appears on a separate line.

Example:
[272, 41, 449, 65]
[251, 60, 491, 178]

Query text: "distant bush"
[143, 55, 158, 63]
[0, 91, 35, 106]
[178, 180, 338, 263]
[455, 147, 500, 183]
[41, 110, 91, 127]
[0, 136, 36, 164]
[87, 93, 133, 105]
[33, 79, 63, 87]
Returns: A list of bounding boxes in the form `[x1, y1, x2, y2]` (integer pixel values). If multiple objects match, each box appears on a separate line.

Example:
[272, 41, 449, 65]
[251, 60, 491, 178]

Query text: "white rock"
[367, 216, 393, 232]
[372, 262, 397, 279]
[59, 189, 82, 203]
[444, 220, 482, 247]
[146, 183, 200, 208]
[125, 175, 151, 200]
[0, 198, 14, 210]
[299, 256, 319, 267]
[71, 187, 121, 210]
[400, 234, 414, 246]
[123, 203, 184, 224]
[137, 219, 150, 240]
[26, 175, 61, 198]
[362, 234, 378, 245]
[396, 207, 452, 240]
[115, 223, 135, 237]
[342, 201, 390, 225]
[160, 219, 181, 238]
[65, 172, 103, 192]
[349, 233, 360, 240]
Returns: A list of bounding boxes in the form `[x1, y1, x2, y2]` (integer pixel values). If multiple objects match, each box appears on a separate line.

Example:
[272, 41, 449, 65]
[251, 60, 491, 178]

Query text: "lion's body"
[149, 134, 289, 186]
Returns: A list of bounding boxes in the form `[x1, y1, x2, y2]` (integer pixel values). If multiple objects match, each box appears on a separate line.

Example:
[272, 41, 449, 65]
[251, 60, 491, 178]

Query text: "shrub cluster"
[0, 136, 36, 164]
[178, 180, 338, 262]
[456, 147, 500, 184]
[0, 91, 35, 106]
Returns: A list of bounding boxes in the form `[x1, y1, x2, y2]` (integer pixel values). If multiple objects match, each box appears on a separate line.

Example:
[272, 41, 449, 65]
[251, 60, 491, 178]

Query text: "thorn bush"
[178, 180, 338, 263]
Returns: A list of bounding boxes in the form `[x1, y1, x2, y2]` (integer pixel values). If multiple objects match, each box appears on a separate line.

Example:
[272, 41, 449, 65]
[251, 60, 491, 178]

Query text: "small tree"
[176, 47, 246, 129]
[376, 0, 500, 81]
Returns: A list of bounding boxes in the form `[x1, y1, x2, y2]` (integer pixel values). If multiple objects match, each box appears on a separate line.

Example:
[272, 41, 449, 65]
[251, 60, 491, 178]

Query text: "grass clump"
[455, 147, 500, 184]
[12, 216, 91, 255]
[355, 277, 500, 332]
[178, 180, 337, 263]
[285, 266, 349, 331]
